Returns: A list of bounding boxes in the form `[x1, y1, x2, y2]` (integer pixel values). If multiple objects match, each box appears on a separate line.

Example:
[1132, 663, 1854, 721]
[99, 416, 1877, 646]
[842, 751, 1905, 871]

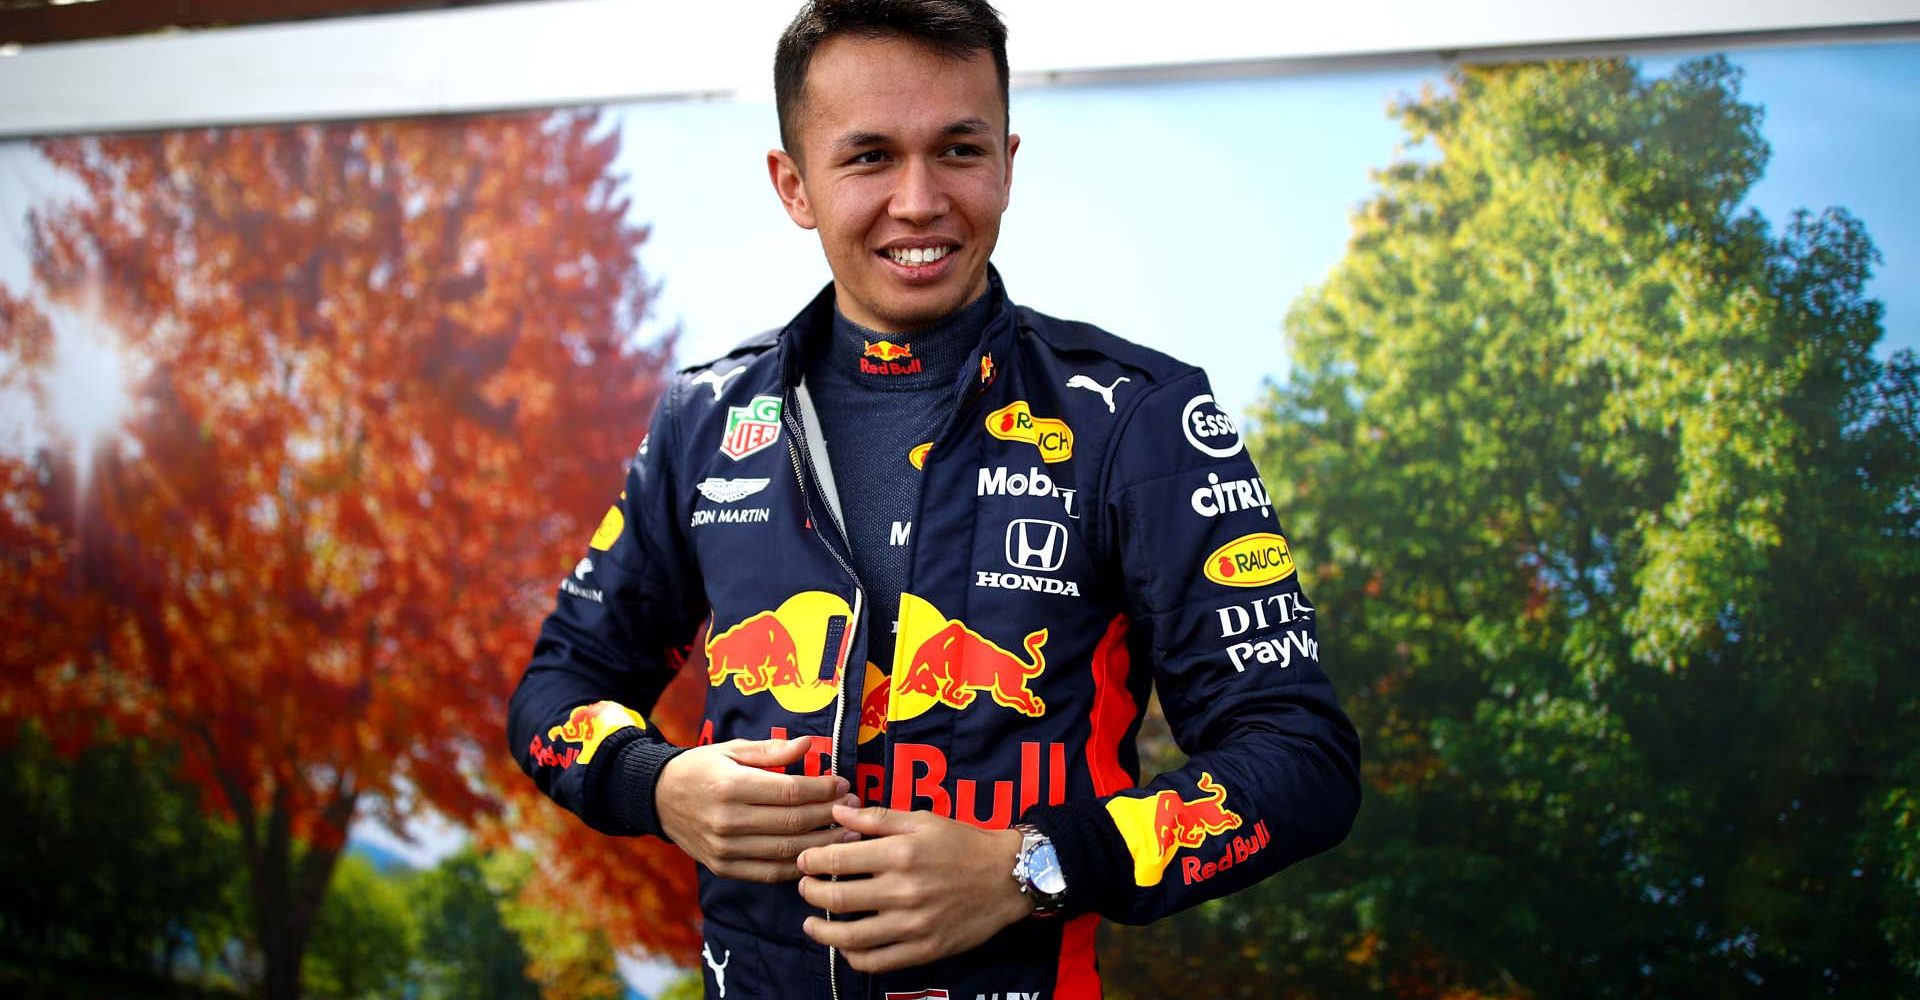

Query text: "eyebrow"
[828, 118, 996, 157]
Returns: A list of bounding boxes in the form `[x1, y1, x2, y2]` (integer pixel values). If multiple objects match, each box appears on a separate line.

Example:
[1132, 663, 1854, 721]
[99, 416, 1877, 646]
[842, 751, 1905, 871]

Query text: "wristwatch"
[1010, 823, 1068, 918]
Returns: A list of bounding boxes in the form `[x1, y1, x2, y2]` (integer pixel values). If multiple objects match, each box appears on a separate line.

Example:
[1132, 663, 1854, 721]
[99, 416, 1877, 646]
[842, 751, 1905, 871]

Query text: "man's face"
[768, 34, 1018, 333]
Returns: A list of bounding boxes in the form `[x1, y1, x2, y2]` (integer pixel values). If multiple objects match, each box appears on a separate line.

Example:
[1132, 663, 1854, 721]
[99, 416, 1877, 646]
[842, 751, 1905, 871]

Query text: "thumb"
[724, 735, 814, 769]
[831, 802, 922, 837]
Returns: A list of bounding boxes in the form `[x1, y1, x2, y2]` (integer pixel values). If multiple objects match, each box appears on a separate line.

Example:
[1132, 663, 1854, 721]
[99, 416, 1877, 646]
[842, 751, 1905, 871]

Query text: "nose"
[889, 155, 949, 226]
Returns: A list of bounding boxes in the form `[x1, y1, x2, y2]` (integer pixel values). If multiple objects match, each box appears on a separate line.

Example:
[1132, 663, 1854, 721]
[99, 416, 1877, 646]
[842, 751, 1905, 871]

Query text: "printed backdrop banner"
[1, 42, 1916, 1000]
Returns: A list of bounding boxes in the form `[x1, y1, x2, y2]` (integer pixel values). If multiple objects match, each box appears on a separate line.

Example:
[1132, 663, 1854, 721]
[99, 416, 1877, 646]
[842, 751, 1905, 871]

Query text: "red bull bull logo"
[587, 491, 626, 550]
[861, 339, 922, 375]
[889, 593, 1047, 721]
[705, 591, 853, 713]
[856, 662, 889, 745]
[535, 701, 648, 769]
[864, 339, 914, 362]
[1105, 771, 1253, 886]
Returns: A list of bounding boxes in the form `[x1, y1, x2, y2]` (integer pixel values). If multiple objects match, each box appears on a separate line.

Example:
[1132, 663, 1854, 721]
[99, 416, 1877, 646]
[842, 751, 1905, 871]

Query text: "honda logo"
[1005, 518, 1068, 573]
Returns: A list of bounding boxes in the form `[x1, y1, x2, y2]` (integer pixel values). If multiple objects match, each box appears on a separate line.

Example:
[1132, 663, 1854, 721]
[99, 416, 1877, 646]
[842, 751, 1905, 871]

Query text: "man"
[507, 2, 1362, 997]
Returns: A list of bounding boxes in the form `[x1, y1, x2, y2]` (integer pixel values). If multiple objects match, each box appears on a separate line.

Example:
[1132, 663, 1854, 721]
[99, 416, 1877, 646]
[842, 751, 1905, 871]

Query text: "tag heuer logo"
[721, 395, 783, 461]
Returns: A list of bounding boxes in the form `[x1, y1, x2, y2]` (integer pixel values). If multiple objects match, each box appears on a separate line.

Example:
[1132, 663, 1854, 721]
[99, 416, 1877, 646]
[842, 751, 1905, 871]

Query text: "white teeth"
[888, 246, 950, 266]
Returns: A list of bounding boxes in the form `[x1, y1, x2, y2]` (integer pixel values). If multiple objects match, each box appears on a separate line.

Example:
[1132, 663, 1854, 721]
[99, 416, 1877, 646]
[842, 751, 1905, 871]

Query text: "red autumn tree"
[0, 110, 700, 998]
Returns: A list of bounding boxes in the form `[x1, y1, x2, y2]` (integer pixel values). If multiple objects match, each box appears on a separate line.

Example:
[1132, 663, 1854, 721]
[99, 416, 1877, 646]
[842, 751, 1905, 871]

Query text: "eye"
[848, 150, 889, 166]
[946, 143, 986, 158]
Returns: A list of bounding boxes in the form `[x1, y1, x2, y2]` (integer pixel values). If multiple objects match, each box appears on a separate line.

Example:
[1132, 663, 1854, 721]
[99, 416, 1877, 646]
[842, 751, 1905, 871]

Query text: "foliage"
[302, 855, 415, 999]
[1109, 56, 1920, 998]
[484, 849, 627, 1000]
[0, 108, 695, 997]
[408, 849, 542, 1000]
[0, 732, 244, 991]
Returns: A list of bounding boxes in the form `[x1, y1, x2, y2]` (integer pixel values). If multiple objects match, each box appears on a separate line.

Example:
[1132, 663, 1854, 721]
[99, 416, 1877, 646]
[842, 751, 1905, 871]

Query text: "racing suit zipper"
[783, 394, 864, 1000]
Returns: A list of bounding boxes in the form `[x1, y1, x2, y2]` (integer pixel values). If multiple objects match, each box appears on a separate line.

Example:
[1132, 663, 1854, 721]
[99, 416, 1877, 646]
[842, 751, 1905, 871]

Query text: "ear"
[768, 149, 818, 230]
[1003, 133, 1020, 204]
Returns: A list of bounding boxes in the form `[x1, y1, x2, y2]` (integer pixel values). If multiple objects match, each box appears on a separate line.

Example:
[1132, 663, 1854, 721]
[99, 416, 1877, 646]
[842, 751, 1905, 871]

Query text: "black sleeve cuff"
[588, 728, 687, 839]
[1021, 797, 1134, 919]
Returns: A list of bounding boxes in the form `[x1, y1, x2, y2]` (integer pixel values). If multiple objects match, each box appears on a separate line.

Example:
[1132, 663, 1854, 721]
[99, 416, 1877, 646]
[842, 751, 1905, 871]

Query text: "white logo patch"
[977, 465, 1079, 518]
[1190, 471, 1272, 518]
[702, 942, 731, 997]
[1005, 518, 1068, 573]
[692, 365, 746, 400]
[697, 477, 771, 504]
[1066, 373, 1130, 413]
[1182, 393, 1243, 458]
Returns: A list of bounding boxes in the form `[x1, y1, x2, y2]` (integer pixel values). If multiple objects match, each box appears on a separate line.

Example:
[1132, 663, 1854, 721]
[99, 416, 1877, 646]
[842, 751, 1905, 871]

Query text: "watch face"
[1032, 844, 1067, 895]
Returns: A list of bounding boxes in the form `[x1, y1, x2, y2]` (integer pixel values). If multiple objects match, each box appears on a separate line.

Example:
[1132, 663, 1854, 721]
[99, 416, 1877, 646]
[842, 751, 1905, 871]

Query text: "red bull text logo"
[862, 340, 922, 376]
[705, 591, 853, 713]
[889, 593, 1047, 721]
[985, 401, 1073, 463]
[1105, 772, 1255, 886]
[862, 741, 1068, 829]
[530, 701, 648, 770]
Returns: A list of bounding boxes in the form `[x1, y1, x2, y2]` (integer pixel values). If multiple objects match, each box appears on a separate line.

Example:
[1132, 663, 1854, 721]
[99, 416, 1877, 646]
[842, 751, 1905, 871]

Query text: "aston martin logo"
[696, 477, 772, 503]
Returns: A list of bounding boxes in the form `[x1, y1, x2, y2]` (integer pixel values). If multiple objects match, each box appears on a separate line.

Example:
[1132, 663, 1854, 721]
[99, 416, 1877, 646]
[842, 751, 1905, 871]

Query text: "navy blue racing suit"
[508, 273, 1361, 999]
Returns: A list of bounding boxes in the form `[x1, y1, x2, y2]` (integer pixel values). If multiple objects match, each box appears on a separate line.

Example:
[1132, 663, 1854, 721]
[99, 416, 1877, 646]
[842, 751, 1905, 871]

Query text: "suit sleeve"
[506, 380, 708, 838]
[1021, 369, 1361, 923]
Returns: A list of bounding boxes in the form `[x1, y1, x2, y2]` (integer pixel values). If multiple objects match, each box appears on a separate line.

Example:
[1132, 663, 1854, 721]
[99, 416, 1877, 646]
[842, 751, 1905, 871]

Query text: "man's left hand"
[796, 803, 1034, 973]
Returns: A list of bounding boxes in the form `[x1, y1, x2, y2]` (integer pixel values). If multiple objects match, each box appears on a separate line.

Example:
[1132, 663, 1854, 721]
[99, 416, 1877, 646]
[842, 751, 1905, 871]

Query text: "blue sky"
[612, 40, 1920, 422]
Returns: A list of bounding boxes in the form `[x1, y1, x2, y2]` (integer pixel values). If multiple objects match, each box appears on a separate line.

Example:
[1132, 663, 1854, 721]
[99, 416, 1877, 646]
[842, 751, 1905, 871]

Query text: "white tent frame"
[2, 0, 1918, 138]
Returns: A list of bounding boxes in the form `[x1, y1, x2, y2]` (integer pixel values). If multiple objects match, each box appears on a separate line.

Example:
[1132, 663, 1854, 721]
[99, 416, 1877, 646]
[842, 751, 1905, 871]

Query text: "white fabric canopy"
[2, 0, 1916, 137]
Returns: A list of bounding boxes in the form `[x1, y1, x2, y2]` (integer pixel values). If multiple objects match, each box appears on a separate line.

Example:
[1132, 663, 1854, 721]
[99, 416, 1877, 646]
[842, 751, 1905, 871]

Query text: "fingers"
[839, 941, 930, 975]
[803, 913, 934, 971]
[722, 754, 848, 807]
[705, 826, 857, 882]
[795, 835, 907, 879]
[828, 802, 923, 837]
[723, 798, 856, 837]
[723, 734, 815, 769]
[795, 870, 912, 914]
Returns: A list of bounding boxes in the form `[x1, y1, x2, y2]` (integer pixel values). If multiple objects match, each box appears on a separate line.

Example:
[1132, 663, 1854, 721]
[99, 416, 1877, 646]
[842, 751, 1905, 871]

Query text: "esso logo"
[1182, 394, 1243, 458]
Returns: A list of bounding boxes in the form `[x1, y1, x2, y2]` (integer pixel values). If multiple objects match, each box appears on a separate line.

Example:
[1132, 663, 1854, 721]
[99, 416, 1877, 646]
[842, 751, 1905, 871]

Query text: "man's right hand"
[653, 736, 860, 882]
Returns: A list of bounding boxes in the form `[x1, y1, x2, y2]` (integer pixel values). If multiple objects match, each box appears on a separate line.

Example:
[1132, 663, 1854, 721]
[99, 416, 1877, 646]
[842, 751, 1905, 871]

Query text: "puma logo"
[692, 365, 746, 400]
[702, 942, 731, 997]
[1067, 373, 1130, 413]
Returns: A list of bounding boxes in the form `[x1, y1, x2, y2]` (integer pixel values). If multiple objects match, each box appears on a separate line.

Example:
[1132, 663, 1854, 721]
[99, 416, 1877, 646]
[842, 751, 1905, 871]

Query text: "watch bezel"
[1012, 823, 1068, 918]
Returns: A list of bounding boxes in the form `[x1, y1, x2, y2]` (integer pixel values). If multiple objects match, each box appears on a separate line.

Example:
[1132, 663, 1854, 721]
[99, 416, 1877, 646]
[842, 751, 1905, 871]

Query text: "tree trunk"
[208, 757, 358, 1000]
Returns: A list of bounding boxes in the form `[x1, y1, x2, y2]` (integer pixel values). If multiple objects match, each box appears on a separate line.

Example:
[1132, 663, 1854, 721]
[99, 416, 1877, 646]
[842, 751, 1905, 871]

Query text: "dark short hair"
[774, 0, 1010, 156]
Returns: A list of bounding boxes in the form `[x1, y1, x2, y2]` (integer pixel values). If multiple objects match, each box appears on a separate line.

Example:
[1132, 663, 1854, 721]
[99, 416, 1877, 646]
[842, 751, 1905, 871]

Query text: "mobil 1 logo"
[977, 465, 1079, 519]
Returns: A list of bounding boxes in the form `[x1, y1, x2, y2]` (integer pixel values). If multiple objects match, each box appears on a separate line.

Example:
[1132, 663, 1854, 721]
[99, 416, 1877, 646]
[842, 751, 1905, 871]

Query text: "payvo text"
[1203, 532, 1296, 587]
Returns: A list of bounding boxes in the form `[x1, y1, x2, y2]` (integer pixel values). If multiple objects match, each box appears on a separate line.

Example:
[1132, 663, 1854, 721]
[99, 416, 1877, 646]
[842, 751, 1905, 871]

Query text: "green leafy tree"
[301, 855, 416, 999]
[0, 732, 245, 993]
[483, 850, 625, 1000]
[1109, 56, 1919, 999]
[409, 850, 541, 1000]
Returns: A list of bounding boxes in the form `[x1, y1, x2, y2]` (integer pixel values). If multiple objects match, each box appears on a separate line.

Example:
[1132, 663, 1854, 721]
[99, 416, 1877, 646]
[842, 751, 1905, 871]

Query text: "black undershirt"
[803, 292, 991, 757]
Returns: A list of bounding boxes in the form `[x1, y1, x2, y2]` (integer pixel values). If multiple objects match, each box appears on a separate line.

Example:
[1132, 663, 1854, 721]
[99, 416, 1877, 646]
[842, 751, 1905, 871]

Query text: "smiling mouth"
[883, 245, 955, 267]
